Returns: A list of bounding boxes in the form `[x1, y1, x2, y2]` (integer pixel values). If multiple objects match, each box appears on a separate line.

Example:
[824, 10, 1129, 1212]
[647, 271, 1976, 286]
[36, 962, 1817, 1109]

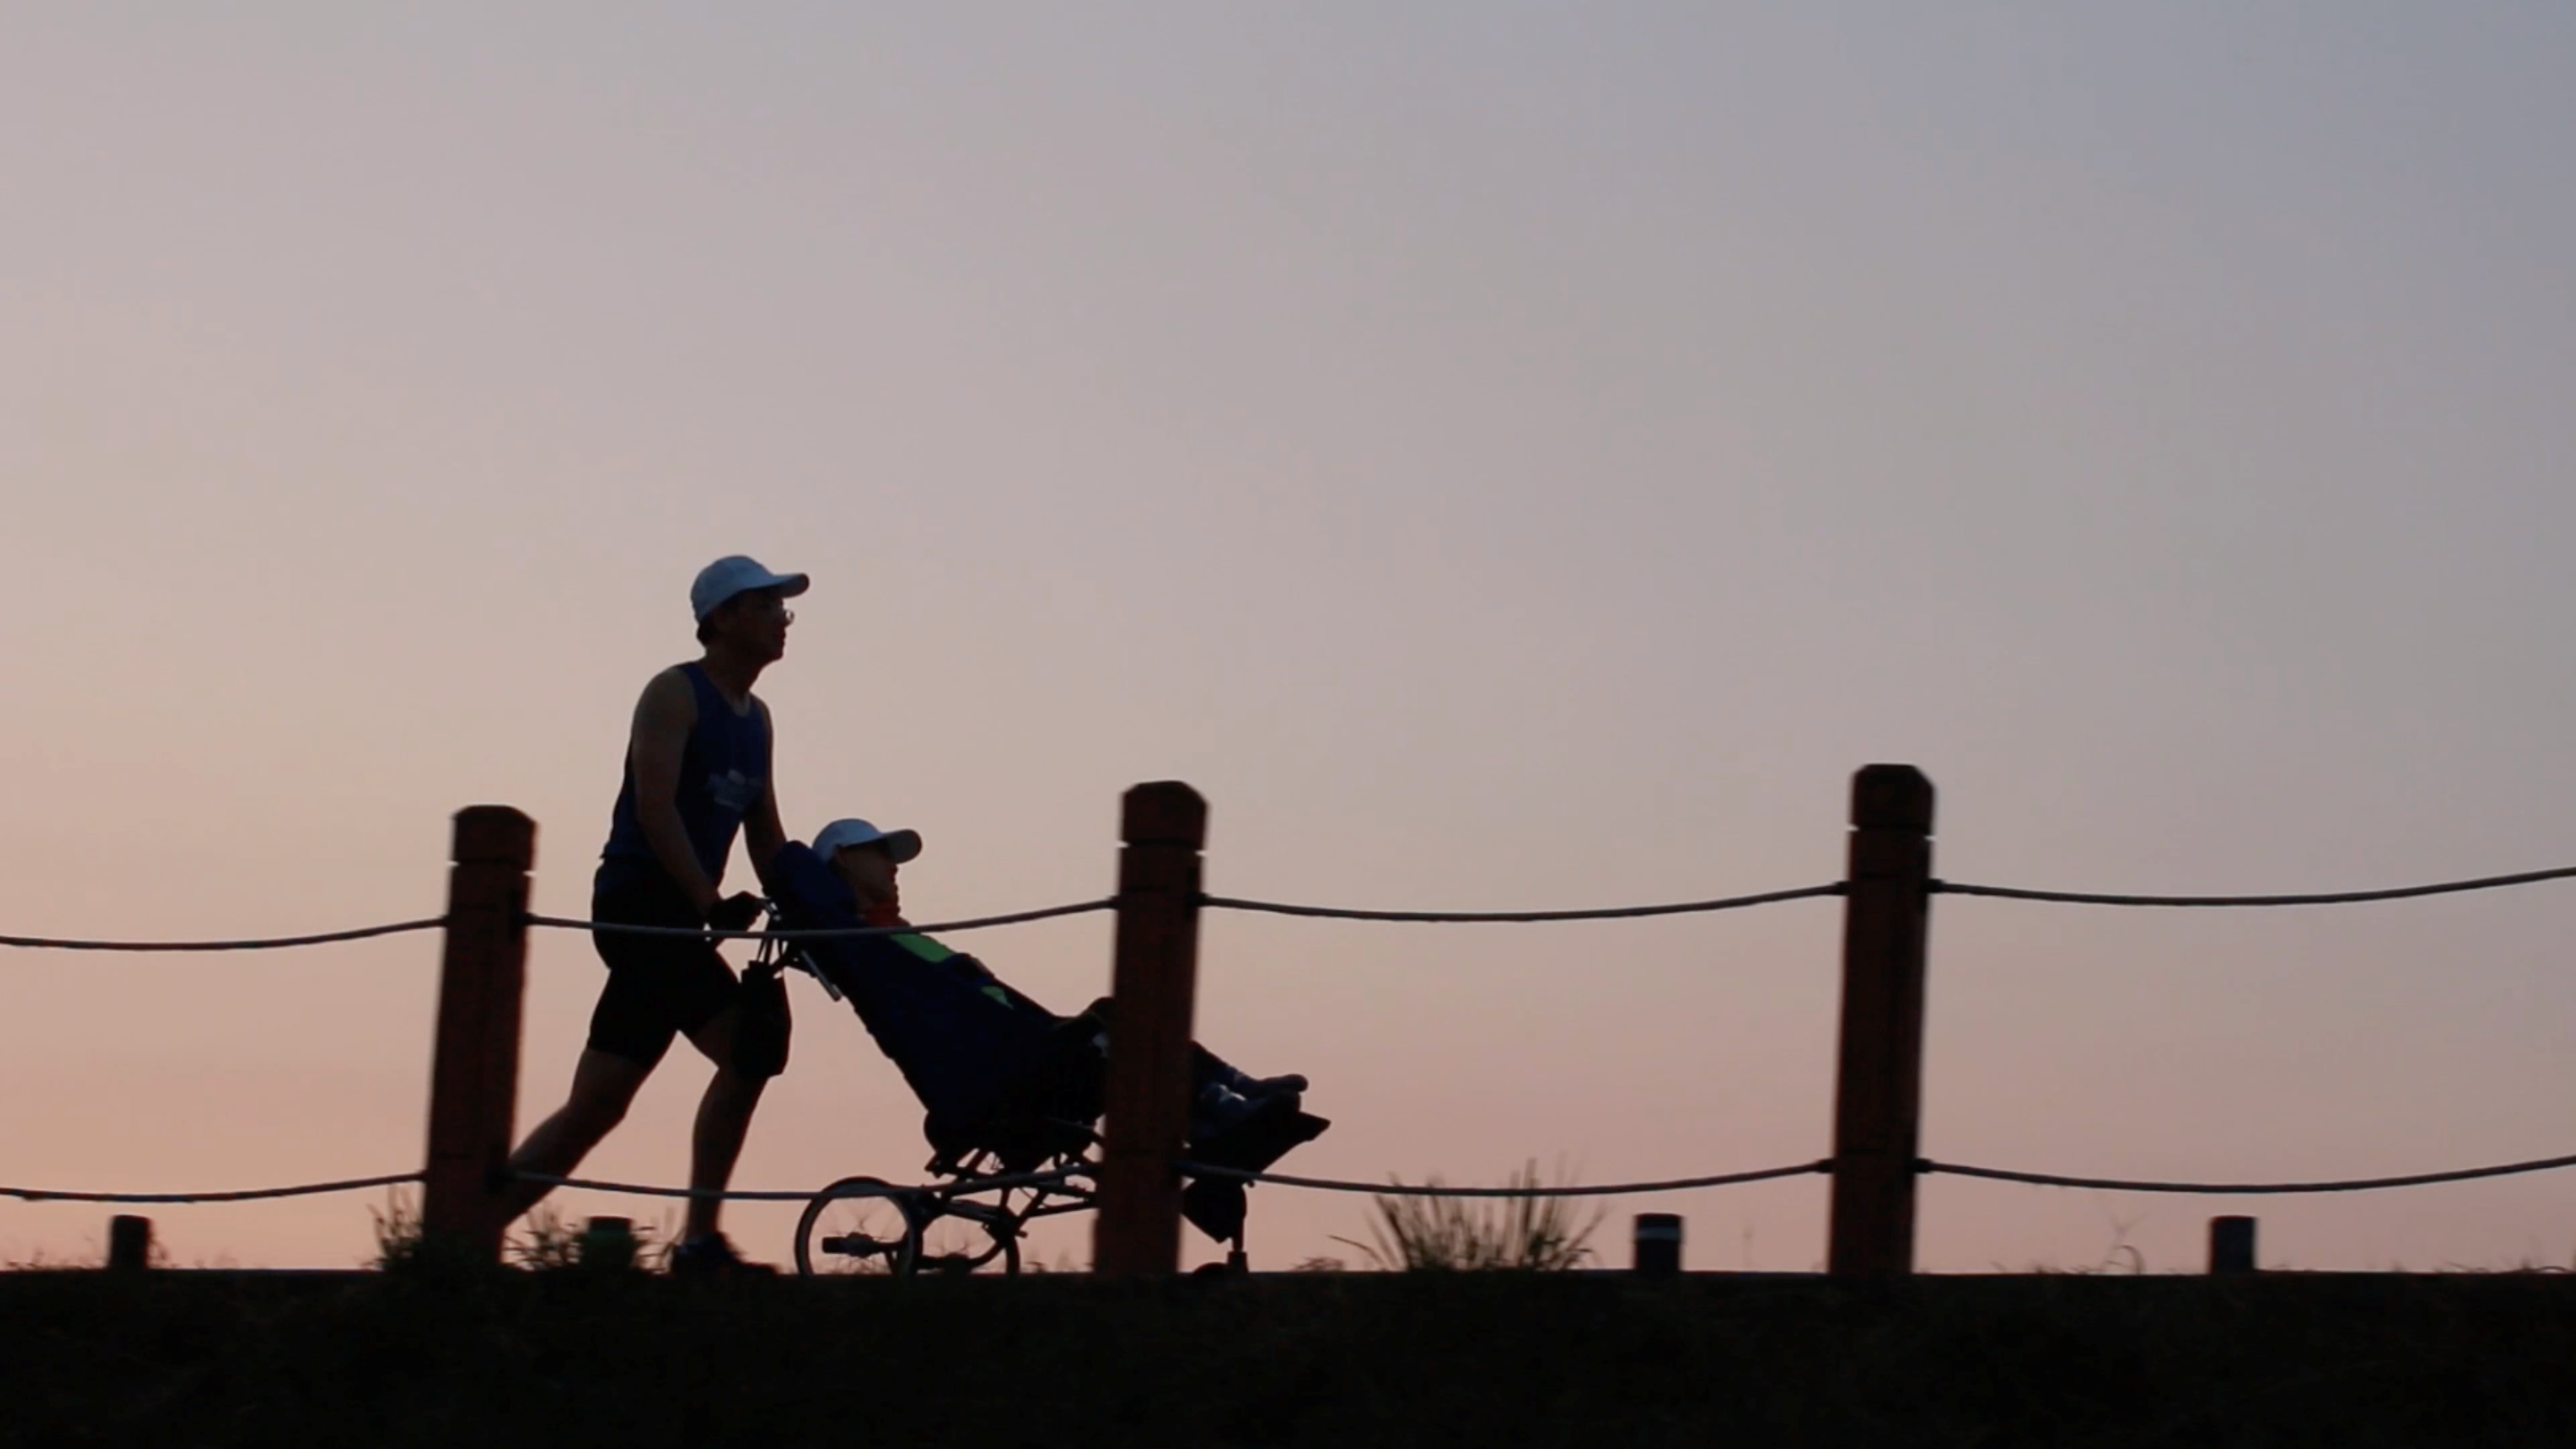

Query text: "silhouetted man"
[503, 555, 805, 1274]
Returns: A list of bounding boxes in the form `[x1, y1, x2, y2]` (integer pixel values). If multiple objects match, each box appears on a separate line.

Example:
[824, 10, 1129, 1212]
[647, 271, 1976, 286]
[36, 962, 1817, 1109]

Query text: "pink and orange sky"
[7, 4, 2576, 1274]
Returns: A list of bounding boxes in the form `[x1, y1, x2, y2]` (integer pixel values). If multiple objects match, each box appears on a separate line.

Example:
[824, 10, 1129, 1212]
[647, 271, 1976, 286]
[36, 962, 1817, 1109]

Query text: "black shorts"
[585, 865, 746, 1072]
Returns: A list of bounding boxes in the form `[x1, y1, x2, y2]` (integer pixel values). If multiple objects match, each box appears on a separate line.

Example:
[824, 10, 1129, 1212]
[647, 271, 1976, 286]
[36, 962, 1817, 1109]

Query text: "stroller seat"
[924, 1003, 1111, 1176]
[764, 840, 1329, 1244]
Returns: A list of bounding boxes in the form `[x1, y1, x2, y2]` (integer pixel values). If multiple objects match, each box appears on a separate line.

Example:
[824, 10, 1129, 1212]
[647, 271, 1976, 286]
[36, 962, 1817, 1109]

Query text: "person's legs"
[1189, 1043, 1307, 1138]
[501, 1047, 652, 1220]
[678, 1005, 771, 1241]
[504, 874, 706, 1225]
[1191, 1042, 1305, 1100]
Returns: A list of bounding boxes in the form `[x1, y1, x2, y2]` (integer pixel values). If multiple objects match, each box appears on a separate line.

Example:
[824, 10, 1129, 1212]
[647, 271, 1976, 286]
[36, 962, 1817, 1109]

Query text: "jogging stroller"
[759, 841, 1327, 1274]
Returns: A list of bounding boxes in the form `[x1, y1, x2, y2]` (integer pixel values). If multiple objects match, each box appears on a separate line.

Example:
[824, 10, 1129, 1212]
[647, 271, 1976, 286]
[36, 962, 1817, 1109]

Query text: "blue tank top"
[599, 663, 772, 891]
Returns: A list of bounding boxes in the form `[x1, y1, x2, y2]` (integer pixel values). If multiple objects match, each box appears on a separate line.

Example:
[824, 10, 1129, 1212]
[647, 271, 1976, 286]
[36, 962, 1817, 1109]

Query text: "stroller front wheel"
[794, 1177, 919, 1277]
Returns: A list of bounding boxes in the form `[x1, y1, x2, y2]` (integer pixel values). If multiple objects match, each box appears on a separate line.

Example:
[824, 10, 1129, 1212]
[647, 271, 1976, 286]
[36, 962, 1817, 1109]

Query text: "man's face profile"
[709, 586, 793, 661]
[832, 842, 899, 903]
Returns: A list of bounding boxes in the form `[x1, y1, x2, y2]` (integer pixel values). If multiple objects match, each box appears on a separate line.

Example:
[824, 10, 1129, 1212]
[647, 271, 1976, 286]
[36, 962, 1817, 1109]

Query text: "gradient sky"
[6, 4, 2575, 1274]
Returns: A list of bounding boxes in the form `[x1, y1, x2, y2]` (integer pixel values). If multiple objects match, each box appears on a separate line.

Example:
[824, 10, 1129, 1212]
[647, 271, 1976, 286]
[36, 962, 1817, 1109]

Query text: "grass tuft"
[368, 1189, 427, 1272]
[506, 1206, 583, 1272]
[1335, 1161, 1603, 1272]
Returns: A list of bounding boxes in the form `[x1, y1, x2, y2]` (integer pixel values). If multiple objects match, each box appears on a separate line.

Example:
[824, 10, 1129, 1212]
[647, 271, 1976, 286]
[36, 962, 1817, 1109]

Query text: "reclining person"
[763, 817, 1327, 1240]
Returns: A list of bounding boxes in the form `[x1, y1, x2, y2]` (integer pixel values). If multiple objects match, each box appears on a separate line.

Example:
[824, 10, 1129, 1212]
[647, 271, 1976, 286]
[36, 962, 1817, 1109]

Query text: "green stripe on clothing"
[893, 933, 953, 964]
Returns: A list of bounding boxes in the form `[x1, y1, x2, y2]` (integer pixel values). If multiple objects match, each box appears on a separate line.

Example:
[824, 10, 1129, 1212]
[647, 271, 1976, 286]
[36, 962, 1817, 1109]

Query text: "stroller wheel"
[909, 1198, 1024, 1276]
[794, 1177, 919, 1277]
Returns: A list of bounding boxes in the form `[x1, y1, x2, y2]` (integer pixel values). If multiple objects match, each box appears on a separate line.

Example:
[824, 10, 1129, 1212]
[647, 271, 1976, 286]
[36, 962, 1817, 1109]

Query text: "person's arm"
[743, 698, 787, 893]
[627, 669, 721, 916]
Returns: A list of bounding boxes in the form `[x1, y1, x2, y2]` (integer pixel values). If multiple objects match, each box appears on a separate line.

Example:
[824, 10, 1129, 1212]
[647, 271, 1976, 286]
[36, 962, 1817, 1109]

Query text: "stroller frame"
[792, 1135, 1102, 1277]
[759, 907, 1298, 1274]
[754, 922, 1104, 1276]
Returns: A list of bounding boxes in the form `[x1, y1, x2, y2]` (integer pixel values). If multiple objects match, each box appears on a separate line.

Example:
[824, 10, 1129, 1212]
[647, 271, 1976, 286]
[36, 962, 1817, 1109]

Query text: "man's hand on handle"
[706, 892, 765, 933]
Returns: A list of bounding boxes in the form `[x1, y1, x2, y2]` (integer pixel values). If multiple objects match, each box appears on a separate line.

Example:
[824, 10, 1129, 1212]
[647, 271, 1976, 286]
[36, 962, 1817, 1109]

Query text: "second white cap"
[813, 818, 923, 865]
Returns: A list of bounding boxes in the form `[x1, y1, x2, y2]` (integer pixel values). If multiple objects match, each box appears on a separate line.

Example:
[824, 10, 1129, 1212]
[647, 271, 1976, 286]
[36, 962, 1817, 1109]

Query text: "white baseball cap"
[814, 818, 923, 865]
[690, 555, 810, 622]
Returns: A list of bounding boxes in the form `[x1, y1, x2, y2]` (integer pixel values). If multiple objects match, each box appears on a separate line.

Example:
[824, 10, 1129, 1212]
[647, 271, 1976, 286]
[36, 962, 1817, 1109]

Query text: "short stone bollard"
[107, 1215, 153, 1272]
[1633, 1214, 1683, 1277]
[2208, 1215, 2257, 1274]
[579, 1215, 637, 1270]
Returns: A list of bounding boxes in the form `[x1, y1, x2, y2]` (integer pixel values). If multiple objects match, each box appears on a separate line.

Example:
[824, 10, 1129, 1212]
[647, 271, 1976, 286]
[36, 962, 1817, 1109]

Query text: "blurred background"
[4, 3, 2573, 1273]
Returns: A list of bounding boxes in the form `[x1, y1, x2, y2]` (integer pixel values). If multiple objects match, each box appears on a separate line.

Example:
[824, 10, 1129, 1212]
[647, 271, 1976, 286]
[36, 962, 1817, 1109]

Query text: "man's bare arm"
[627, 669, 720, 916]
[743, 698, 787, 891]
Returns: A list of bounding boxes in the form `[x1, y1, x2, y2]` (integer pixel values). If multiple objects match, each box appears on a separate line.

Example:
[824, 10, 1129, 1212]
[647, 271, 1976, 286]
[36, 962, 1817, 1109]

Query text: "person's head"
[690, 556, 808, 664]
[813, 817, 923, 907]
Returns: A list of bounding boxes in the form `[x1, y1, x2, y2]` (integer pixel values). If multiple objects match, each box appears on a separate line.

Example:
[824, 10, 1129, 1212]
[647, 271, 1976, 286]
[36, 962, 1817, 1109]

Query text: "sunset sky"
[7, 4, 2576, 1274]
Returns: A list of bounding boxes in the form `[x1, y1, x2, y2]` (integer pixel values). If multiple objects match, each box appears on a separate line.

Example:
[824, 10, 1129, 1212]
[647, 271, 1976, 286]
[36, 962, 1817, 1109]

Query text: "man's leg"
[503, 931, 679, 1224]
[501, 1047, 651, 1221]
[680, 1005, 769, 1241]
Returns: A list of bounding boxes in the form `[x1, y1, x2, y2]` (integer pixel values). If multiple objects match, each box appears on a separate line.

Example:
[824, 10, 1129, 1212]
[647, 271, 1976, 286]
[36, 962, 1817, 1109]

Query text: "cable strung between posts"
[1935, 865, 2576, 909]
[1923, 1151, 2576, 1195]
[1178, 1159, 1830, 1198]
[0, 918, 448, 953]
[1199, 882, 1845, 925]
[1, 1171, 423, 1205]
[525, 898, 1114, 942]
[510, 1165, 1089, 1203]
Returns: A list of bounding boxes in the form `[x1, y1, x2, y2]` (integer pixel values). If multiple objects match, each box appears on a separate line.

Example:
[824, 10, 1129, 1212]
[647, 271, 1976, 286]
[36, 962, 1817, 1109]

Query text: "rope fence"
[1190, 1146, 2576, 1200]
[1198, 883, 1844, 924]
[508, 1166, 1088, 1203]
[1932, 864, 2576, 909]
[0, 918, 448, 953]
[30, 1145, 2576, 1213]
[1180, 1159, 1830, 1198]
[1, 1172, 422, 1206]
[525, 898, 1114, 942]
[1922, 1151, 2576, 1196]
[515, 1141, 2576, 1204]
[11, 861, 2576, 955]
